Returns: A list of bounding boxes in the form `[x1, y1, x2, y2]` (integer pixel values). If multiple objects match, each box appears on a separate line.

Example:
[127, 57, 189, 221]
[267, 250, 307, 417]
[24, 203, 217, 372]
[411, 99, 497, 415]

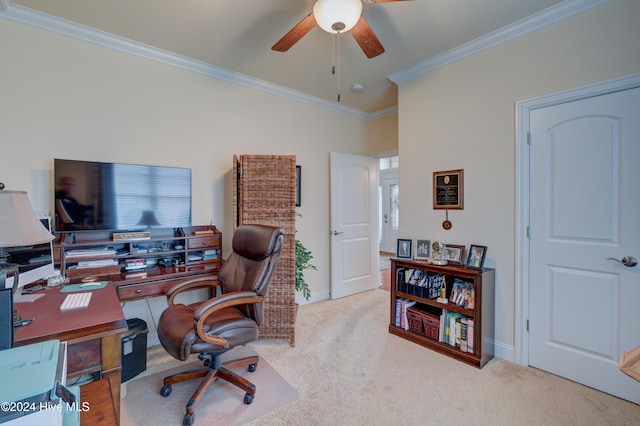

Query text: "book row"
[441, 310, 474, 354]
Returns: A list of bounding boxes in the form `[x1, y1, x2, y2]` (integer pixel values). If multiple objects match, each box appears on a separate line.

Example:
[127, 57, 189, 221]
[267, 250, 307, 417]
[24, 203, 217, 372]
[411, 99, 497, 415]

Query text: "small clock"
[431, 241, 448, 265]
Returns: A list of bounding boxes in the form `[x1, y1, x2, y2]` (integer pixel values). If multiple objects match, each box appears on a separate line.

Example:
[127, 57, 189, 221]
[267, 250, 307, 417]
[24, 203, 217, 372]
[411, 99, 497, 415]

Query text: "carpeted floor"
[121, 289, 640, 425]
[248, 289, 640, 425]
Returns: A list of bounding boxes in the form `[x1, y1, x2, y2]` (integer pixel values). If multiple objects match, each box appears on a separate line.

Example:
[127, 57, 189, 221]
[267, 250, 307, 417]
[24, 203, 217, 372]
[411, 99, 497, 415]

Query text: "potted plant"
[295, 238, 316, 301]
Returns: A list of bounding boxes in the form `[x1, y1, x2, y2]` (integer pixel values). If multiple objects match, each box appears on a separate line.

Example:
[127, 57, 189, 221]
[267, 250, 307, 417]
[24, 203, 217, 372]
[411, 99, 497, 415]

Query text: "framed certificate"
[433, 169, 464, 210]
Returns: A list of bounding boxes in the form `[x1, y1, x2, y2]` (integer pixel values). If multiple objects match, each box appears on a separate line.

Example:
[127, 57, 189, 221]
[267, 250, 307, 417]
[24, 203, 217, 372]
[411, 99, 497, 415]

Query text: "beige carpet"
[120, 345, 299, 426]
[122, 289, 640, 425]
[248, 289, 640, 425]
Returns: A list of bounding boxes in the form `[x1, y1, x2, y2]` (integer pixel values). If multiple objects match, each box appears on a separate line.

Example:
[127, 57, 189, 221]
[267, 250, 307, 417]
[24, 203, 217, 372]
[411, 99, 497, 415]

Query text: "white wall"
[397, 0, 640, 360]
[0, 18, 398, 339]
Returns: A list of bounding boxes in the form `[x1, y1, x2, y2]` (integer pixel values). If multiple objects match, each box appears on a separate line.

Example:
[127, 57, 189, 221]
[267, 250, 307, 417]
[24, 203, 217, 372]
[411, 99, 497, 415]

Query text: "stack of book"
[202, 249, 219, 261]
[125, 259, 147, 271]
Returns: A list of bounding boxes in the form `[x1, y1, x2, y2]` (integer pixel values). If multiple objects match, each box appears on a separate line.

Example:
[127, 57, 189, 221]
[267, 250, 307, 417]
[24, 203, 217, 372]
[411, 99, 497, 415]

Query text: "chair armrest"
[193, 291, 265, 348]
[166, 276, 219, 305]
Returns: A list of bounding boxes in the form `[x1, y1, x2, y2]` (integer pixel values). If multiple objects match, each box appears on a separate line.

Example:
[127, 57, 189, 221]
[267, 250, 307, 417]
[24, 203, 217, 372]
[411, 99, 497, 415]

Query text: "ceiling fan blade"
[350, 16, 385, 59]
[271, 13, 317, 52]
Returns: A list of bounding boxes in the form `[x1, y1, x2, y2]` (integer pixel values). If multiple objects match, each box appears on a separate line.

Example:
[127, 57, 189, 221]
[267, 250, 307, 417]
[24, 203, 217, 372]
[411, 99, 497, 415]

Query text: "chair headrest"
[232, 224, 284, 261]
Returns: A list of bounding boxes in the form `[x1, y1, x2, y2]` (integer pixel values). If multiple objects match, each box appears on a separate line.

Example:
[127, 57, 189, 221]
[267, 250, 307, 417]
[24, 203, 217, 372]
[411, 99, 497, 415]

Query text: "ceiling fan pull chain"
[337, 31, 342, 102]
[332, 33, 336, 75]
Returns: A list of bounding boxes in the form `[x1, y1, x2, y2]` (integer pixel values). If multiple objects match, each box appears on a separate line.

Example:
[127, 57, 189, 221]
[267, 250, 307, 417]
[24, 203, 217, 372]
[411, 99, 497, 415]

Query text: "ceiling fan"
[271, 0, 409, 59]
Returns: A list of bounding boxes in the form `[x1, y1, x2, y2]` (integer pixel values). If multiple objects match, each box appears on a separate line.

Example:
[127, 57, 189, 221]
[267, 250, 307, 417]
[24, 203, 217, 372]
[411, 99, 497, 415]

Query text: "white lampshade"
[0, 190, 54, 248]
[313, 0, 363, 34]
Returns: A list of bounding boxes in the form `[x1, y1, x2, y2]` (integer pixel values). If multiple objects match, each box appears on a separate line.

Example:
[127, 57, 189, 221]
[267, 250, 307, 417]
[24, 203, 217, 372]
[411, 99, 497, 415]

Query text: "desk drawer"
[117, 274, 219, 301]
[117, 280, 175, 300]
[187, 235, 220, 249]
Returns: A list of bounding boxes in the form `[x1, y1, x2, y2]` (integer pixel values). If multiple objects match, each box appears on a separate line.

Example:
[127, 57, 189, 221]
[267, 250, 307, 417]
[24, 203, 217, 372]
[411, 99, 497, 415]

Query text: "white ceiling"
[5, 0, 574, 116]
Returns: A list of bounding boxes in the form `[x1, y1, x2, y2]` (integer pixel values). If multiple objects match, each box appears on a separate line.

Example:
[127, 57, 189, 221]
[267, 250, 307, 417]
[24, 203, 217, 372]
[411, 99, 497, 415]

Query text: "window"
[379, 156, 399, 170]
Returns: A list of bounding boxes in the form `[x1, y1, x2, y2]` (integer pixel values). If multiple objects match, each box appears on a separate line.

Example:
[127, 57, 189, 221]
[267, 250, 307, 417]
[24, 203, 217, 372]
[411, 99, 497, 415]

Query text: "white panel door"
[529, 87, 640, 403]
[330, 152, 379, 299]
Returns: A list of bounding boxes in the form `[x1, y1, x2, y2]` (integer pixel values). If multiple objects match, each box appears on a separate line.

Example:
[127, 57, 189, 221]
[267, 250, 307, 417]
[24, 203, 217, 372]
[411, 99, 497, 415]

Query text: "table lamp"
[137, 210, 161, 227]
[0, 184, 55, 322]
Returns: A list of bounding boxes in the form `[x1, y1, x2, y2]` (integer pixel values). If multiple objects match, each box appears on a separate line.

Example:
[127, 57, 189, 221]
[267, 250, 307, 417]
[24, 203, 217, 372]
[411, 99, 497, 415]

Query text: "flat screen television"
[53, 159, 192, 234]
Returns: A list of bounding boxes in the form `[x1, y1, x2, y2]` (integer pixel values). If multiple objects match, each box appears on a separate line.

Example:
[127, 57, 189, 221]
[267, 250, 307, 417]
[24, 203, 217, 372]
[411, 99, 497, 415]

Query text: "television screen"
[54, 159, 192, 233]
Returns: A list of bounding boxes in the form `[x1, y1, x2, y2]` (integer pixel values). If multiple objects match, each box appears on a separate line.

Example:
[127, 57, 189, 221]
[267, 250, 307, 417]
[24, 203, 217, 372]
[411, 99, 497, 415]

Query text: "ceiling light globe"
[313, 0, 363, 34]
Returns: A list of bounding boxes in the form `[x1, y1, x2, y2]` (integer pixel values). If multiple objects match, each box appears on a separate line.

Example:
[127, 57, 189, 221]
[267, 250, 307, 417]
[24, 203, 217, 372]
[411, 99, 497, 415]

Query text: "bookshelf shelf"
[389, 258, 495, 368]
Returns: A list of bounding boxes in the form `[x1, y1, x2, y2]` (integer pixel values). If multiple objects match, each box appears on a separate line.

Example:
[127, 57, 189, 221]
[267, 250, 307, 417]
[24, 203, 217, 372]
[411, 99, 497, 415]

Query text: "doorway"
[377, 153, 399, 291]
[378, 154, 399, 256]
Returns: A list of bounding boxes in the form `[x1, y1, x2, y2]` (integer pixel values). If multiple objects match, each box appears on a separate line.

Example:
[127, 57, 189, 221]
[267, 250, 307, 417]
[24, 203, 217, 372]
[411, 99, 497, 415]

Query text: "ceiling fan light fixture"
[313, 0, 363, 34]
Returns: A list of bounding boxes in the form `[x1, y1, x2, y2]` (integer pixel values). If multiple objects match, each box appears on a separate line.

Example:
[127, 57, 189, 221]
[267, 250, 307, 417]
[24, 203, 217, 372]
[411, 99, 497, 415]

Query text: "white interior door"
[330, 152, 379, 299]
[379, 175, 399, 254]
[528, 87, 640, 403]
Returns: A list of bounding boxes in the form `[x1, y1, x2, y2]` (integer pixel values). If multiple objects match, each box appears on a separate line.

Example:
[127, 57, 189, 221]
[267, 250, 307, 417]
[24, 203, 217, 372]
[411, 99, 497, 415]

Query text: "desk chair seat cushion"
[159, 302, 259, 361]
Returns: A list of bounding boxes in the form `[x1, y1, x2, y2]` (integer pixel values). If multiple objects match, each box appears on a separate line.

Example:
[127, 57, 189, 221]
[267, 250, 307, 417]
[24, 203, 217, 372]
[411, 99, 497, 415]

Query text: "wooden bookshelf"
[389, 259, 495, 368]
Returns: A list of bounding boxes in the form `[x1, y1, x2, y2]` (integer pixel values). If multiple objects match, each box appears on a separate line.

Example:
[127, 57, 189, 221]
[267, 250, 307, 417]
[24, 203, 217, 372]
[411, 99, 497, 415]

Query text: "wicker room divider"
[233, 154, 297, 346]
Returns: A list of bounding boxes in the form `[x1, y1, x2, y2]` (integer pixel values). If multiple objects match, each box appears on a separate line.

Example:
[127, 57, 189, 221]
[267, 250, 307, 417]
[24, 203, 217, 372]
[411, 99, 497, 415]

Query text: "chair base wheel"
[183, 412, 195, 425]
[248, 363, 257, 372]
[244, 393, 254, 404]
[160, 385, 172, 397]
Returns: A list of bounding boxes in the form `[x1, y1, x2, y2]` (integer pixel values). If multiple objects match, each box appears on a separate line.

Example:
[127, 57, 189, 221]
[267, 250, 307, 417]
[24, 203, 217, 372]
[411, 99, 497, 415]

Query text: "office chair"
[157, 224, 284, 426]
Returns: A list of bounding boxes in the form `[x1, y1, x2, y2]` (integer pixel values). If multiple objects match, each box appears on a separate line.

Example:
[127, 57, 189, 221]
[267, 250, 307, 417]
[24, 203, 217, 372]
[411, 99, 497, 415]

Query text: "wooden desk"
[13, 283, 127, 425]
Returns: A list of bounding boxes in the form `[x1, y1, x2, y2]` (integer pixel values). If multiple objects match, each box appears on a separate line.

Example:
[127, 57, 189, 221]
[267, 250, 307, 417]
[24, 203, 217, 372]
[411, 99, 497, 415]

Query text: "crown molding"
[388, 0, 610, 85]
[0, 2, 397, 120]
[3, 0, 602, 119]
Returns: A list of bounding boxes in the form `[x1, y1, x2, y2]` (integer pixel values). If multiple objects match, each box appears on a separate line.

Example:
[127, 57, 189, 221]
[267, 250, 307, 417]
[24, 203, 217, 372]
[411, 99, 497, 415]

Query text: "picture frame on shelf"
[466, 245, 487, 269]
[396, 239, 412, 259]
[442, 244, 465, 264]
[414, 239, 431, 261]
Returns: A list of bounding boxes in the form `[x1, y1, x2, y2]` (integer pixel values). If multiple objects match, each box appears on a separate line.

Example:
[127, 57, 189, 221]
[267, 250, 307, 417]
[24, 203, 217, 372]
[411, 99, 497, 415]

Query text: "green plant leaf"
[295, 238, 316, 301]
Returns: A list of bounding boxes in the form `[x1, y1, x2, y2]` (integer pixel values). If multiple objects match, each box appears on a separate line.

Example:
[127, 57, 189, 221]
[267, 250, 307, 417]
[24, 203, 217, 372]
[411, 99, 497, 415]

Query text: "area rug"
[120, 346, 299, 426]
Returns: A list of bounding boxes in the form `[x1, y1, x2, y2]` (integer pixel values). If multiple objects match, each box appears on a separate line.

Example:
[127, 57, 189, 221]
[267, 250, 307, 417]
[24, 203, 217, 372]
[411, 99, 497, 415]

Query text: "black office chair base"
[160, 354, 259, 425]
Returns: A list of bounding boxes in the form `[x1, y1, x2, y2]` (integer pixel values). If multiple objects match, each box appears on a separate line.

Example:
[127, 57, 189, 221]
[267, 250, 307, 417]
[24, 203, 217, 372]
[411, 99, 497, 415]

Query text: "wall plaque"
[433, 169, 464, 210]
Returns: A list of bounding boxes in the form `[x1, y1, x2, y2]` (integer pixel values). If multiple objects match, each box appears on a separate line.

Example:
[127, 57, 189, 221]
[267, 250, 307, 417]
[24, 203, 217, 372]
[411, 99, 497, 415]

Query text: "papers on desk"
[76, 259, 119, 268]
[66, 248, 117, 258]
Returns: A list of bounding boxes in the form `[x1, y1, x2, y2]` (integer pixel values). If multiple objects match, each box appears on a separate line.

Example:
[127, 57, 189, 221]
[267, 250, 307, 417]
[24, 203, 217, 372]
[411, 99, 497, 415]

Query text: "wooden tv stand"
[54, 225, 222, 301]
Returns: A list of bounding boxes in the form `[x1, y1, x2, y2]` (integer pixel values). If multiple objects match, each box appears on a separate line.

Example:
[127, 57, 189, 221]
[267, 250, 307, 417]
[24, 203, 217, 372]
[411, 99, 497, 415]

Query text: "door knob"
[333, 230, 344, 236]
[607, 256, 638, 267]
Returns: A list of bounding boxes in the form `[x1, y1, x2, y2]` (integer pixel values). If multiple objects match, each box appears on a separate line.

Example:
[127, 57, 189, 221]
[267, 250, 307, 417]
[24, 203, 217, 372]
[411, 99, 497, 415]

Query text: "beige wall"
[365, 113, 398, 154]
[397, 0, 640, 358]
[0, 18, 397, 307]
